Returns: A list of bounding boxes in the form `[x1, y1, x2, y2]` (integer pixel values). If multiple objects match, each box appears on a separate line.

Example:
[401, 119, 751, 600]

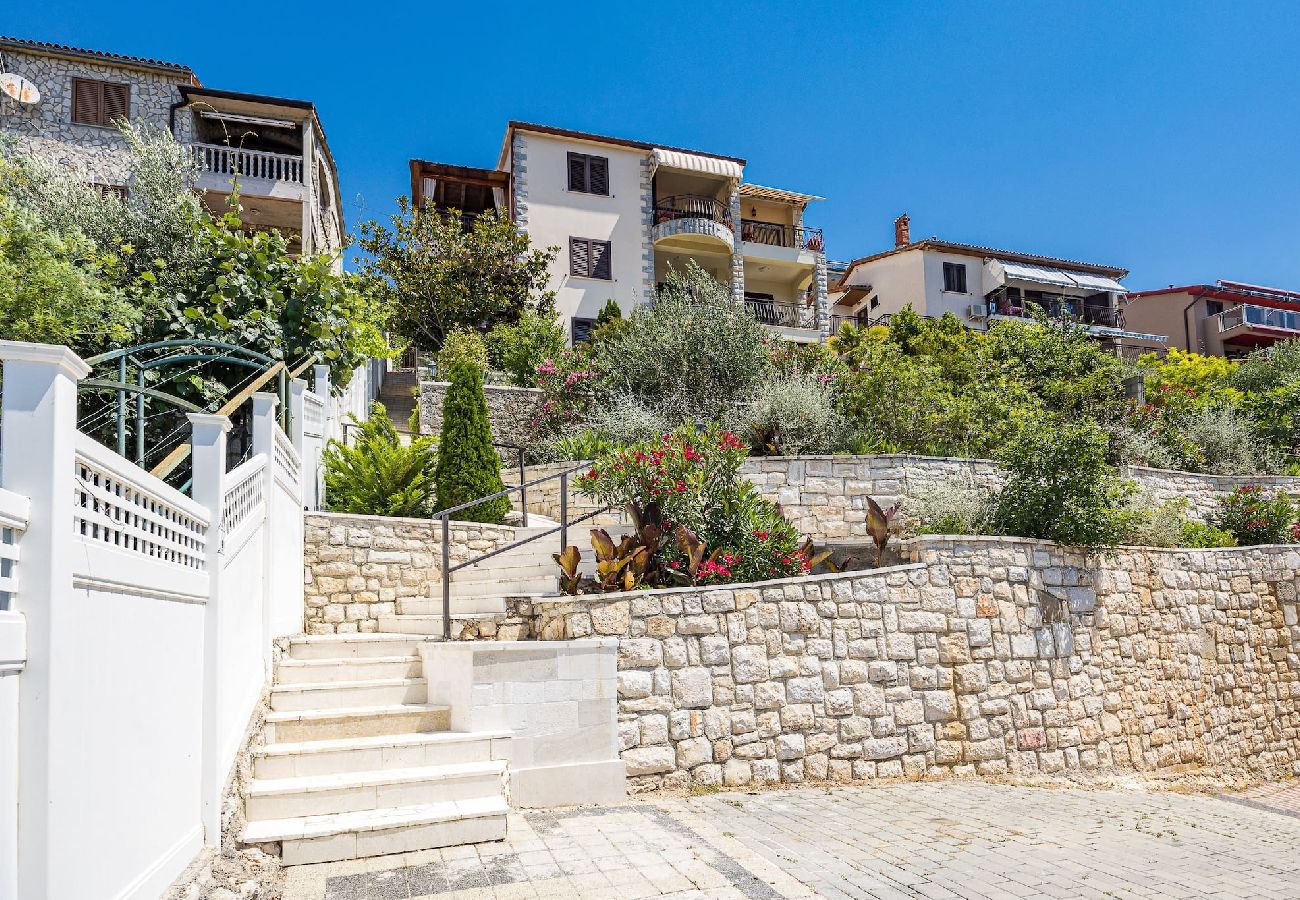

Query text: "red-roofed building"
[1124, 280, 1300, 358]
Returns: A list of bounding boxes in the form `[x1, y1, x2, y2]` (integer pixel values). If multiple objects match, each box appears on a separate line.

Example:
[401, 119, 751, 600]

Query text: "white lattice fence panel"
[303, 391, 326, 438]
[273, 425, 301, 491]
[222, 457, 266, 536]
[73, 438, 208, 572]
[0, 489, 26, 610]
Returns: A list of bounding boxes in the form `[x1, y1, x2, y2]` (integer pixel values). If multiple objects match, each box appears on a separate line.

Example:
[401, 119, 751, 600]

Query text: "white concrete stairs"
[242, 634, 510, 865]
[377, 518, 562, 636]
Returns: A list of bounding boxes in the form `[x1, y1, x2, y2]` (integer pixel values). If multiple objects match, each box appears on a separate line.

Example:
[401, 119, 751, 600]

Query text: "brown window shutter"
[567, 153, 587, 192]
[72, 78, 102, 125]
[591, 241, 611, 279]
[569, 238, 590, 277]
[589, 157, 609, 196]
[102, 83, 129, 123]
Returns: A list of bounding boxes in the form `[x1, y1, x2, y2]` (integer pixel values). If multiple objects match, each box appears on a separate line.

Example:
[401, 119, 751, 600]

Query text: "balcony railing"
[654, 195, 731, 226]
[191, 143, 304, 184]
[829, 311, 873, 332]
[740, 220, 825, 253]
[1217, 303, 1300, 335]
[745, 298, 817, 330]
[991, 299, 1124, 329]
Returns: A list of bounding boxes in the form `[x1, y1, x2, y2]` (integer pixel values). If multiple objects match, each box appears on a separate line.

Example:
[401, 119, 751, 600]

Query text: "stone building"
[0, 35, 344, 256]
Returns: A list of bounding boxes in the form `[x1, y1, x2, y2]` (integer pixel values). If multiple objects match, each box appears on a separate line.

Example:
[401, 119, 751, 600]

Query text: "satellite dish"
[0, 73, 40, 104]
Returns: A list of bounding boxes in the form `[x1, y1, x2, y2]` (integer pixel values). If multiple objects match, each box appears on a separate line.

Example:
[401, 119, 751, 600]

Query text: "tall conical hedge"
[434, 358, 510, 523]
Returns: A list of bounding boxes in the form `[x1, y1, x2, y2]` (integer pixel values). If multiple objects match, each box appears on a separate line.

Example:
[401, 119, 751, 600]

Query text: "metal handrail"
[739, 220, 825, 251]
[433, 461, 610, 638]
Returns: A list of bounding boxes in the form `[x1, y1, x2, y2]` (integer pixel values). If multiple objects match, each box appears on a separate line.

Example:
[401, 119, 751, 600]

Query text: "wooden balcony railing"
[190, 143, 304, 184]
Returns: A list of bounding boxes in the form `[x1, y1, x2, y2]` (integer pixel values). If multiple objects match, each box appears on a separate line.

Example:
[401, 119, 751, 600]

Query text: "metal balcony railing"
[745, 298, 817, 330]
[1217, 303, 1300, 335]
[190, 143, 304, 184]
[740, 220, 825, 252]
[654, 194, 731, 226]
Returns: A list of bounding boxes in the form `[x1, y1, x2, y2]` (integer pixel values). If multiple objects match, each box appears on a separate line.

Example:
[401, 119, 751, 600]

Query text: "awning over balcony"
[651, 148, 743, 180]
[985, 258, 1126, 294]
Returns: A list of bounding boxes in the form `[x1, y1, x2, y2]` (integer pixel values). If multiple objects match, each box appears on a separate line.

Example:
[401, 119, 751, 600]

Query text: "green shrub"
[583, 396, 672, 448]
[433, 359, 510, 523]
[548, 428, 613, 462]
[591, 261, 771, 424]
[1178, 520, 1237, 548]
[1211, 486, 1298, 546]
[485, 308, 566, 387]
[732, 371, 849, 456]
[437, 328, 488, 378]
[910, 478, 996, 536]
[991, 420, 1135, 547]
[322, 403, 437, 517]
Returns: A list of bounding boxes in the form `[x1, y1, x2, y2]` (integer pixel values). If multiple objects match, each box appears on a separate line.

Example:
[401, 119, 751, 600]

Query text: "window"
[72, 78, 130, 127]
[1205, 300, 1224, 316]
[567, 152, 609, 195]
[942, 261, 967, 293]
[571, 317, 597, 344]
[569, 238, 612, 280]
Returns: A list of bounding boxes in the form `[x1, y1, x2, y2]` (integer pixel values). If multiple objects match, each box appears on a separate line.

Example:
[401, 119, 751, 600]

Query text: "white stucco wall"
[843, 249, 926, 318]
[921, 250, 984, 320]
[510, 133, 650, 331]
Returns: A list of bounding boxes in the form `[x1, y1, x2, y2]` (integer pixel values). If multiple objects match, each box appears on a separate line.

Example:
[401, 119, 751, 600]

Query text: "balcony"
[651, 194, 733, 253]
[744, 297, 821, 343]
[1216, 303, 1300, 345]
[190, 143, 307, 201]
[828, 311, 874, 333]
[986, 300, 1167, 344]
[740, 220, 824, 253]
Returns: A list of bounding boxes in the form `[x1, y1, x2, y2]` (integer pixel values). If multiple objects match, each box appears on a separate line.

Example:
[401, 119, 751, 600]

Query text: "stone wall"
[302, 512, 517, 634]
[518, 454, 1300, 544]
[418, 380, 544, 448]
[0, 47, 193, 184]
[529, 538, 1300, 792]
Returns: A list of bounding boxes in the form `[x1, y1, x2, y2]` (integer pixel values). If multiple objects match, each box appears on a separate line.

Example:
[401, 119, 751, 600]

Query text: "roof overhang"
[739, 183, 824, 204]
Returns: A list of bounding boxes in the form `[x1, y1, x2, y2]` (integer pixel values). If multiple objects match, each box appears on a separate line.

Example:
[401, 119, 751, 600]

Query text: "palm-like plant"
[322, 403, 437, 517]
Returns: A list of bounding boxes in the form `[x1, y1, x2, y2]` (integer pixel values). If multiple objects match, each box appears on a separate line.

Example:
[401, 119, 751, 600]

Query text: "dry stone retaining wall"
[529, 538, 1300, 792]
[418, 380, 543, 447]
[526, 455, 1300, 543]
[302, 512, 517, 634]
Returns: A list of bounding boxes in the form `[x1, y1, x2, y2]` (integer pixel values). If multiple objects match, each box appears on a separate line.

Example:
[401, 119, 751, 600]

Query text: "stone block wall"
[529, 538, 1300, 792]
[418, 380, 543, 448]
[518, 454, 1300, 544]
[302, 512, 517, 634]
[0, 47, 192, 184]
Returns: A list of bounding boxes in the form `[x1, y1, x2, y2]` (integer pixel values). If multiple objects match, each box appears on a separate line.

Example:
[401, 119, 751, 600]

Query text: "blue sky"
[9, 1, 1300, 290]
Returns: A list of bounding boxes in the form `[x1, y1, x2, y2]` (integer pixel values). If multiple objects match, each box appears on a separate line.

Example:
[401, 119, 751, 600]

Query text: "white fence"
[0, 341, 311, 900]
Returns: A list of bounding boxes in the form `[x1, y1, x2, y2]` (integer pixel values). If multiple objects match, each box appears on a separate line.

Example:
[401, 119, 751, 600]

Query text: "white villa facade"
[413, 122, 830, 344]
[0, 36, 344, 257]
[831, 214, 1168, 354]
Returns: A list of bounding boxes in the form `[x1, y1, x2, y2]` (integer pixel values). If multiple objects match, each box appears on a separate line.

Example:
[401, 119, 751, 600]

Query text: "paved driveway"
[285, 781, 1300, 899]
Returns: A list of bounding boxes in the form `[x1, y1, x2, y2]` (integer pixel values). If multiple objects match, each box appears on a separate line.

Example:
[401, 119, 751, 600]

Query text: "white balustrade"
[190, 142, 304, 184]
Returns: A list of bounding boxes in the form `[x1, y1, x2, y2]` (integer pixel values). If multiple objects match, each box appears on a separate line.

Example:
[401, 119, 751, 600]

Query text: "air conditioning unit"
[967, 303, 989, 320]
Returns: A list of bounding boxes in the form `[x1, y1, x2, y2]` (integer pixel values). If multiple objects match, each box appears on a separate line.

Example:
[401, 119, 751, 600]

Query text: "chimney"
[894, 213, 910, 248]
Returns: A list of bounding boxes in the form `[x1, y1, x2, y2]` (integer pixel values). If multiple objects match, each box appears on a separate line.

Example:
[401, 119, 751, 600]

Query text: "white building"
[413, 122, 829, 343]
[831, 214, 1166, 353]
[0, 36, 344, 257]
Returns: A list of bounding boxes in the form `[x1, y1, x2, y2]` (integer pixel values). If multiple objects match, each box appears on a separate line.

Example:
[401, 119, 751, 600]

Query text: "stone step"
[275, 655, 421, 685]
[453, 562, 557, 584]
[264, 704, 450, 743]
[269, 678, 427, 713]
[399, 592, 553, 617]
[245, 796, 509, 866]
[253, 730, 511, 780]
[245, 760, 507, 820]
[376, 614, 517, 637]
[286, 634, 427, 661]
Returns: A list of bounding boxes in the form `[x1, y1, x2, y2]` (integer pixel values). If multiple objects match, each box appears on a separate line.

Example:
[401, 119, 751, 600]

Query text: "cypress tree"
[434, 358, 510, 523]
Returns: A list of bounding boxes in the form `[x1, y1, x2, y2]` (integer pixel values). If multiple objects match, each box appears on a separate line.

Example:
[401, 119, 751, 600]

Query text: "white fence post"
[251, 393, 278, 675]
[0, 341, 90, 900]
[313, 365, 332, 442]
[189, 413, 230, 848]
[289, 378, 306, 455]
